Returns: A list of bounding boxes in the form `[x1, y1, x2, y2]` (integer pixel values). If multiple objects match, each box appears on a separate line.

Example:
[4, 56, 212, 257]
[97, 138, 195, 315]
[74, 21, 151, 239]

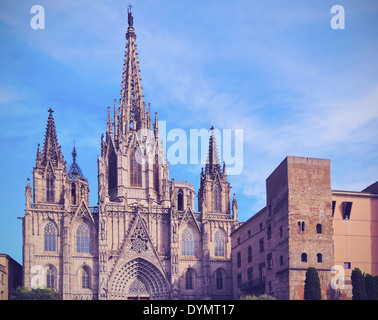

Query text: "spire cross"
[127, 4, 134, 27]
[48, 108, 54, 116]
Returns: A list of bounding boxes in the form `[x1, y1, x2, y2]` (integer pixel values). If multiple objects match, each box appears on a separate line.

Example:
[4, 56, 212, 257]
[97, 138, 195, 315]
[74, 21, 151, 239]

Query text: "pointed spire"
[114, 99, 118, 137]
[153, 111, 159, 139]
[41, 108, 63, 166]
[119, 9, 147, 134]
[68, 145, 84, 177]
[147, 102, 151, 130]
[72, 144, 77, 162]
[205, 126, 221, 178]
[36, 143, 42, 165]
[106, 105, 112, 134]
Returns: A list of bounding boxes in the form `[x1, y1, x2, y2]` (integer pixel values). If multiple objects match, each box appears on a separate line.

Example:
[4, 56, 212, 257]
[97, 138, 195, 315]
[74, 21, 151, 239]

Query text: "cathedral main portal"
[109, 258, 169, 300]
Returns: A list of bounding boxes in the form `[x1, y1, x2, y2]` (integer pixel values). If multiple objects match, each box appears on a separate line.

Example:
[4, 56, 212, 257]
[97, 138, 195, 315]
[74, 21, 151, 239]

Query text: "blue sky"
[0, 0, 377, 264]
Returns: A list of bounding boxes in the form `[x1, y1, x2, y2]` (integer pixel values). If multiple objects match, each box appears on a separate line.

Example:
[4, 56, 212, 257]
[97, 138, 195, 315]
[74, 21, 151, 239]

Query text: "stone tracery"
[109, 258, 169, 300]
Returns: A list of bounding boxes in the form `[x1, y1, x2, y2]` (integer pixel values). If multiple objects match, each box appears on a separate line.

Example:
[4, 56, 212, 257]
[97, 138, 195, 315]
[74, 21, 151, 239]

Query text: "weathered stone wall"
[286, 157, 334, 300]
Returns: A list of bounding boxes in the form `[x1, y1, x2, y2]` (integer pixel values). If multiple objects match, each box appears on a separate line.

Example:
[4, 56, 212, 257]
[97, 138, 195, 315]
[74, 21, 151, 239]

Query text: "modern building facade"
[21, 10, 239, 300]
[231, 156, 378, 300]
[332, 183, 378, 299]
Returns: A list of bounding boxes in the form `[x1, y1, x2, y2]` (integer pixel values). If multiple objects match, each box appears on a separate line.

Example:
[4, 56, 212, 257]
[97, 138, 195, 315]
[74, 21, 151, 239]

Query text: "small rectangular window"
[342, 202, 353, 220]
[332, 200, 336, 217]
[248, 246, 252, 263]
[237, 273, 242, 288]
[247, 267, 253, 282]
[344, 262, 351, 269]
[259, 263, 265, 279]
[237, 251, 241, 268]
[267, 253, 273, 270]
[259, 238, 264, 253]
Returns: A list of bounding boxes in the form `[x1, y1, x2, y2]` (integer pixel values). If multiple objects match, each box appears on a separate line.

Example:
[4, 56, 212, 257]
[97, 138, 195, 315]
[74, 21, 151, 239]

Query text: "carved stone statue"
[25, 178, 32, 208]
[128, 9, 134, 27]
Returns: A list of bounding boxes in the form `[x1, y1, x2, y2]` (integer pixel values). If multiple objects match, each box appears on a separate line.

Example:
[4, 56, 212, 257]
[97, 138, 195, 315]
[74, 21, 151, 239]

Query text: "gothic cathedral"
[22, 10, 240, 300]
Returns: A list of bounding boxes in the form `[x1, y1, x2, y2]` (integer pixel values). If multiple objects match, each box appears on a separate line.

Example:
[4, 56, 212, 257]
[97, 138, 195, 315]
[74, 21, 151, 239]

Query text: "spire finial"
[127, 4, 134, 27]
[72, 141, 77, 162]
[205, 126, 221, 178]
[48, 107, 54, 116]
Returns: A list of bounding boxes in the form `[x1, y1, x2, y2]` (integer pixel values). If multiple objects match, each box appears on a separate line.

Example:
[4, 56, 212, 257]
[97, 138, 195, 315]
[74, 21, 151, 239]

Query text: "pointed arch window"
[81, 185, 85, 200]
[130, 149, 142, 187]
[82, 268, 90, 289]
[71, 183, 76, 205]
[44, 222, 56, 252]
[46, 267, 55, 289]
[182, 227, 195, 256]
[46, 173, 54, 203]
[108, 145, 117, 190]
[177, 189, 184, 211]
[153, 153, 159, 193]
[216, 270, 224, 290]
[213, 184, 221, 212]
[214, 230, 225, 257]
[77, 223, 92, 253]
[185, 269, 193, 290]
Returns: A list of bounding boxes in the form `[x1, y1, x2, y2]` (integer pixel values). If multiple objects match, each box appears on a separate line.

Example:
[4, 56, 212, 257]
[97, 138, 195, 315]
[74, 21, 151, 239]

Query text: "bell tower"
[198, 127, 231, 217]
[67, 146, 89, 206]
[32, 108, 67, 205]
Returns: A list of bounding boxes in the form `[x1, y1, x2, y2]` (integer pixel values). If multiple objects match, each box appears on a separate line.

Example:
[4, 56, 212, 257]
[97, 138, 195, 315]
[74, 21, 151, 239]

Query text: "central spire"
[118, 7, 147, 135]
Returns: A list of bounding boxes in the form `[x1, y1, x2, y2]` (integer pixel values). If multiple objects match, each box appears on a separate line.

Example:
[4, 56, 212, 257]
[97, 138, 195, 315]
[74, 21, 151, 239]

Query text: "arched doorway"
[109, 258, 169, 300]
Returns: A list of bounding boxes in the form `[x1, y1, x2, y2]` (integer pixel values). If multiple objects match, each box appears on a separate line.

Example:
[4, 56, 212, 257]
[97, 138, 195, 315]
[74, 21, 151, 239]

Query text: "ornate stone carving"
[128, 278, 148, 295]
[130, 219, 148, 254]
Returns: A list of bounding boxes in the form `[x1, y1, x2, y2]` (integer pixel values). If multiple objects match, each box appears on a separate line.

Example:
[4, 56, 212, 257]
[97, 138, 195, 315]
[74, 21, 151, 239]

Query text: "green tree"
[304, 267, 322, 300]
[10, 287, 62, 300]
[365, 274, 378, 300]
[351, 268, 366, 300]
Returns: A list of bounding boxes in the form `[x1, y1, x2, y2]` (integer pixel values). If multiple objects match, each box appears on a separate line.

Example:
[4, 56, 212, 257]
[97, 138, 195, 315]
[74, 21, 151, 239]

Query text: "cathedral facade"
[22, 11, 240, 300]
